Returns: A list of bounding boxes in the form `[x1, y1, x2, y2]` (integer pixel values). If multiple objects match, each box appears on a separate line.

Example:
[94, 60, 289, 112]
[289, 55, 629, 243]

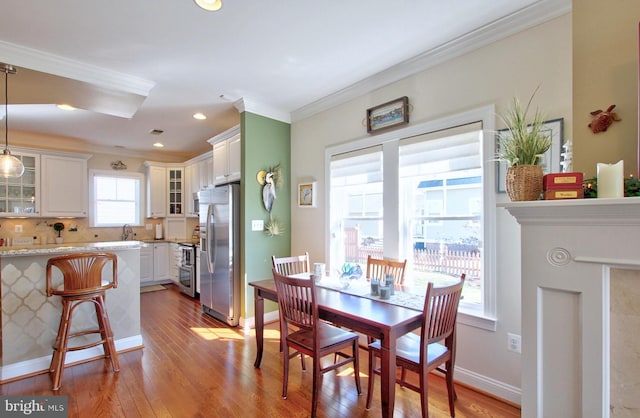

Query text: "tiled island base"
[0, 242, 143, 381]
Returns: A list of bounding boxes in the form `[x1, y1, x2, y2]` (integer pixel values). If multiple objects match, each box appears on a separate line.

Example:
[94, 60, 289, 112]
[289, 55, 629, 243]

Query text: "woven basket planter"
[505, 165, 543, 201]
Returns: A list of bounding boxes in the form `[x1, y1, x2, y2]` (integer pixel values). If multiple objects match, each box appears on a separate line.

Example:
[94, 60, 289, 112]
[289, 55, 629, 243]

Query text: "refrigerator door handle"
[206, 204, 216, 273]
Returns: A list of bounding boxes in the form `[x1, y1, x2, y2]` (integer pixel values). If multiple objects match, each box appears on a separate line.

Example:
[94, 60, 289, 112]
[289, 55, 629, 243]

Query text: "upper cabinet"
[40, 154, 90, 217]
[208, 125, 241, 186]
[144, 162, 185, 218]
[0, 148, 90, 218]
[167, 167, 184, 216]
[145, 163, 167, 218]
[185, 151, 213, 217]
[0, 151, 39, 216]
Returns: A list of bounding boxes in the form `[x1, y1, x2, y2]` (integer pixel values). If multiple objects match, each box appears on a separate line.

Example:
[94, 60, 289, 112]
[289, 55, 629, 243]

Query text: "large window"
[89, 170, 144, 227]
[326, 106, 496, 329]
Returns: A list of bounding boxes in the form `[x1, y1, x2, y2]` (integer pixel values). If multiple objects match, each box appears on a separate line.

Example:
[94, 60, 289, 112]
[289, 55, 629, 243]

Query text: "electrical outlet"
[14, 225, 23, 233]
[507, 333, 522, 353]
[251, 220, 264, 231]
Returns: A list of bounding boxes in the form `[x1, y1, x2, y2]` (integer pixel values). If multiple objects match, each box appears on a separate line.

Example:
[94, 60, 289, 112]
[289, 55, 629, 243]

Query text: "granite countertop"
[0, 240, 144, 257]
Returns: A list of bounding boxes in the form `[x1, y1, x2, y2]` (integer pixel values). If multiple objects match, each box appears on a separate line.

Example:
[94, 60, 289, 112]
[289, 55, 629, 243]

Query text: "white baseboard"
[240, 310, 280, 329]
[455, 366, 521, 406]
[0, 335, 144, 382]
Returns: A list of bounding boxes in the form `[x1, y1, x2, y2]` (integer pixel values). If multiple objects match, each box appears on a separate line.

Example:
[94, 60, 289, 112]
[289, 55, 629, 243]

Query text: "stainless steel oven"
[177, 243, 197, 298]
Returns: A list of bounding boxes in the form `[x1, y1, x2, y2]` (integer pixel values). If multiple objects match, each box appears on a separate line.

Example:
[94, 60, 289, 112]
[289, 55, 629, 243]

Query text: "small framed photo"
[366, 96, 409, 133]
[298, 182, 317, 208]
[495, 118, 564, 193]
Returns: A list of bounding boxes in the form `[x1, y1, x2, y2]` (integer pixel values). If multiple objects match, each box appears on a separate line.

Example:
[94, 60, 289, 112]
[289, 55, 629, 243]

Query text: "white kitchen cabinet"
[185, 163, 198, 216]
[169, 242, 180, 283]
[140, 245, 154, 284]
[40, 154, 89, 217]
[140, 242, 171, 285]
[184, 151, 213, 217]
[167, 167, 184, 216]
[208, 125, 241, 186]
[0, 150, 39, 217]
[145, 164, 167, 218]
[153, 242, 170, 279]
[144, 163, 185, 218]
[227, 134, 241, 180]
[199, 156, 213, 189]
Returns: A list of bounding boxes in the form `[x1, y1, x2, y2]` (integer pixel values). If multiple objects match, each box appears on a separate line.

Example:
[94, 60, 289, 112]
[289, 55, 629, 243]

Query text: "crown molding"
[0, 41, 155, 97]
[234, 97, 291, 124]
[291, 0, 571, 122]
[207, 124, 241, 144]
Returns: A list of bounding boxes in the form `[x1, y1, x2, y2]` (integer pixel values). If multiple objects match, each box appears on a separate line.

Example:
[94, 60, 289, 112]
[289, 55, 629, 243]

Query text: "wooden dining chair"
[366, 273, 466, 418]
[272, 252, 310, 276]
[272, 252, 311, 365]
[366, 255, 407, 285]
[273, 269, 362, 418]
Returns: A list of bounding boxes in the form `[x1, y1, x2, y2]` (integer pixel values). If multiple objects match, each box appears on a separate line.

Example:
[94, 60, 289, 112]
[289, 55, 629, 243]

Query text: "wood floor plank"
[0, 284, 521, 417]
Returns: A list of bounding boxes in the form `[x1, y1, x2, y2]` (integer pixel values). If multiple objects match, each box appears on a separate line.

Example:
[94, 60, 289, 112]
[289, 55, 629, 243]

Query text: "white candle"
[597, 160, 624, 198]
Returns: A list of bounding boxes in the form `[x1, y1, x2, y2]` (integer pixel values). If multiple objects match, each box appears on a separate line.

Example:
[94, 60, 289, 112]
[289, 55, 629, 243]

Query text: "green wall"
[240, 112, 291, 318]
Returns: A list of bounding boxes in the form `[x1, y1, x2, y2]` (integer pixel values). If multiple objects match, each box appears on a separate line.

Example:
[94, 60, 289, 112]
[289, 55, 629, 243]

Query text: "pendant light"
[194, 0, 222, 11]
[0, 63, 24, 178]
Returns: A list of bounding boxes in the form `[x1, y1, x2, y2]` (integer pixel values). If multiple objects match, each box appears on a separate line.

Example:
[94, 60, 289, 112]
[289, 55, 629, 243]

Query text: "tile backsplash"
[0, 217, 198, 246]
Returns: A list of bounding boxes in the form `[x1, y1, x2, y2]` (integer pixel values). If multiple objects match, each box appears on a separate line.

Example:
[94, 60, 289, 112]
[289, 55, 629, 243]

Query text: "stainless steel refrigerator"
[198, 184, 240, 326]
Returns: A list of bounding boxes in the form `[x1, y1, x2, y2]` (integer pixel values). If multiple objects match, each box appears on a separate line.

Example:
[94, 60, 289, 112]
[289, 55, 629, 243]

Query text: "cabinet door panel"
[146, 166, 166, 217]
[140, 247, 154, 283]
[41, 155, 87, 217]
[212, 141, 227, 184]
[227, 134, 241, 181]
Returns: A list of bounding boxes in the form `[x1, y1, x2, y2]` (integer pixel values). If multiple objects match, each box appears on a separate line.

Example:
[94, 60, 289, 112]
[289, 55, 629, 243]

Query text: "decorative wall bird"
[262, 172, 276, 213]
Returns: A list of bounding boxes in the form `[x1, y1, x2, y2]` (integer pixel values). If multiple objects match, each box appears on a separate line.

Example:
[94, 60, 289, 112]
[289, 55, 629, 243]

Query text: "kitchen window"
[89, 170, 144, 227]
[326, 106, 496, 330]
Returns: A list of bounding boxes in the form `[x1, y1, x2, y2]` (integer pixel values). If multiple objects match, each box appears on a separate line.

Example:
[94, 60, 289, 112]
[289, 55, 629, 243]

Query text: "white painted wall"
[290, 13, 572, 403]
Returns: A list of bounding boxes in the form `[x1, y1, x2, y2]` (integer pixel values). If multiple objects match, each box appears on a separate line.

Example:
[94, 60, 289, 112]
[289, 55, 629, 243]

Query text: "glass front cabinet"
[0, 152, 39, 216]
[167, 168, 183, 216]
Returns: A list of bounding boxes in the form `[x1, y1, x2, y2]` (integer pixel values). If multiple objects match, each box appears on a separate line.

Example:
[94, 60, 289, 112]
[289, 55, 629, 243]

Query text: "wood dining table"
[249, 277, 424, 418]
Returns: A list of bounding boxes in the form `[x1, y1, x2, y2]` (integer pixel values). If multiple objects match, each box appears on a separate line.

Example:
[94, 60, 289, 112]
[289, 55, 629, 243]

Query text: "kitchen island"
[0, 241, 143, 382]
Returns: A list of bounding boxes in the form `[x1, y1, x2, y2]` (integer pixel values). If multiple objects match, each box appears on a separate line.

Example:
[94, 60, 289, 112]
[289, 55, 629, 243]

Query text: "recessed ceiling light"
[193, 113, 207, 120]
[153, 142, 164, 148]
[57, 104, 76, 111]
[194, 0, 222, 11]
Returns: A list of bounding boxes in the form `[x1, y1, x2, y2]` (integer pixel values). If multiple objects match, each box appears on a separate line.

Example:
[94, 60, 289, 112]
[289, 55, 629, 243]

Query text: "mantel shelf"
[498, 196, 640, 226]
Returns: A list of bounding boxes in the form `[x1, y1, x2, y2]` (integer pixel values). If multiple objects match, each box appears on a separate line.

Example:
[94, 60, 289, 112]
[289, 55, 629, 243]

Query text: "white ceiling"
[0, 0, 570, 158]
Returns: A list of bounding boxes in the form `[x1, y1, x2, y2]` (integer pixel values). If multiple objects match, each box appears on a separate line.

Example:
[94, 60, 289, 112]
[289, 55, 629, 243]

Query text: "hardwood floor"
[1, 285, 521, 417]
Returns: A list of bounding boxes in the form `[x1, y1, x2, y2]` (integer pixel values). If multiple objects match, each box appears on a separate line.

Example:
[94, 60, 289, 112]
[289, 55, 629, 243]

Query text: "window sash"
[89, 170, 144, 227]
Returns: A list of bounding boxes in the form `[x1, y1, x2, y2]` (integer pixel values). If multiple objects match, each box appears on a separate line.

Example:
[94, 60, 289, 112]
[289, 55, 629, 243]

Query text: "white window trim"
[324, 105, 497, 331]
[89, 169, 146, 228]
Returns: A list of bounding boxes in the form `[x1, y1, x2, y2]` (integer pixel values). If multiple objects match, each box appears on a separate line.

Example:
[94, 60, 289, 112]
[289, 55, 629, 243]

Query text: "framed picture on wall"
[496, 118, 564, 193]
[298, 182, 317, 208]
[366, 96, 409, 133]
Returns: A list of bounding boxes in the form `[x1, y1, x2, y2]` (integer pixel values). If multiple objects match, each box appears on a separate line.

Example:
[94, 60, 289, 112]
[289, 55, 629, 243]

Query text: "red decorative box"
[543, 188, 584, 200]
[543, 172, 584, 190]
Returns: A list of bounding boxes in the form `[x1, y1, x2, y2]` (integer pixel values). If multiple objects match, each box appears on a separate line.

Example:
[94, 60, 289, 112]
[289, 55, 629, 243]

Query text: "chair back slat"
[422, 273, 465, 345]
[272, 252, 310, 276]
[273, 269, 316, 332]
[366, 255, 407, 285]
[46, 253, 118, 296]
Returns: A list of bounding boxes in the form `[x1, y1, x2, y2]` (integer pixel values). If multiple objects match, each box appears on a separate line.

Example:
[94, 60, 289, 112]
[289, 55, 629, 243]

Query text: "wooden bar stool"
[46, 252, 119, 390]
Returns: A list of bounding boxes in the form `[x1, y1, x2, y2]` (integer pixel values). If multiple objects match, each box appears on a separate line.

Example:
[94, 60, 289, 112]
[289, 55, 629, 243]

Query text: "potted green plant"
[496, 88, 551, 201]
[53, 222, 65, 244]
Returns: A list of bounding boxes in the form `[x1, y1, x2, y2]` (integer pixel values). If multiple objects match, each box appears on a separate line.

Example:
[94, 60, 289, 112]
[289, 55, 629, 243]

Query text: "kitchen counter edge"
[0, 240, 144, 257]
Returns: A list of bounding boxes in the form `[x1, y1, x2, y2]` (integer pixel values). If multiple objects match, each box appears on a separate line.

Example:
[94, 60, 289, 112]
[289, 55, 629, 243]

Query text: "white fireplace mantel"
[500, 197, 640, 418]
